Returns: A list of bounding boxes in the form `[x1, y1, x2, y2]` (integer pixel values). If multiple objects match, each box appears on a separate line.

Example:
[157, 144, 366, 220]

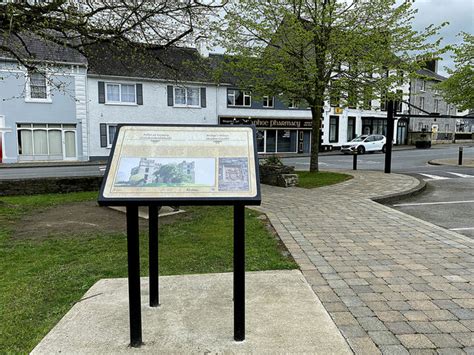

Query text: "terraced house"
[0, 36, 88, 163]
[0, 37, 469, 164]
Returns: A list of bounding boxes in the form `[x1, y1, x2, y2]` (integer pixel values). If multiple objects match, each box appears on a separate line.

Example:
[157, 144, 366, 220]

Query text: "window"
[108, 125, 117, 146]
[174, 86, 200, 107]
[395, 90, 403, 112]
[255, 130, 265, 152]
[348, 87, 357, 109]
[397, 70, 404, 85]
[263, 96, 274, 108]
[347, 117, 356, 141]
[434, 99, 439, 113]
[420, 80, 426, 92]
[227, 89, 251, 107]
[106, 83, 136, 104]
[17, 123, 76, 158]
[362, 87, 372, 110]
[277, 130, 297, 152]
[26, 71, 50, 101]
[288, 99, 299, 109]
[329, 116, 339, 143]
[419, 97, 425, 111]
[330, 82, 340, 107]
[380, 91, 387, 111]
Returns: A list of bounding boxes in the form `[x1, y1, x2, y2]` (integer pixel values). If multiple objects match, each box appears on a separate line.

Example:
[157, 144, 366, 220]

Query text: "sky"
[211, 1, 473, 77]
[399, 0, 474, 76]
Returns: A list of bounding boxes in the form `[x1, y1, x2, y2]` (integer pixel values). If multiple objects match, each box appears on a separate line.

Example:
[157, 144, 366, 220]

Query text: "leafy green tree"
[436, 32, 474, 112]
[216, 0, 446, 171]
[0, 0, 221, 70]
[155, 164, 191, 184]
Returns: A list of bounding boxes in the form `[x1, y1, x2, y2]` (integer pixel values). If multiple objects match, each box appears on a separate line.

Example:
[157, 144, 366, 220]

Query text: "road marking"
[449, 227, 474, 231]
[394, 200, 474, 207]
[447, 172, 474, 178]
[418, 173, 450, 181]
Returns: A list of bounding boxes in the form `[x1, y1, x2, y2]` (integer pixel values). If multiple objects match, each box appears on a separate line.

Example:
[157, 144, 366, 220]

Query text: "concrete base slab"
[32, 270, 350, 354]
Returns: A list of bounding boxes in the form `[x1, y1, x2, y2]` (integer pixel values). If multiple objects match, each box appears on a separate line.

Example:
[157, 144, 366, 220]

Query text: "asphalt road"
[281, 144, 474, 174]
[0, 164, 105, 180]
[391, 177, 474, 240]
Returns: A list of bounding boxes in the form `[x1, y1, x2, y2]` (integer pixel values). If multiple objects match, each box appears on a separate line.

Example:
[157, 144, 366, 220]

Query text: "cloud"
[408, 0, 474, 75]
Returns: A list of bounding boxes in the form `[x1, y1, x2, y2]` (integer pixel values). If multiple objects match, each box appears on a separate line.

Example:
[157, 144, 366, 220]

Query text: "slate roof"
[0, 32, 87, 64]
[416, 68, 447, 82]
[85, 41, 217, 83]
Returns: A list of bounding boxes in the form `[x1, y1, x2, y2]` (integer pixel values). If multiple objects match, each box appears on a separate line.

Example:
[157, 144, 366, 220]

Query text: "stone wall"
[259, 164, 299, 187]
[0, 177, 103, 196]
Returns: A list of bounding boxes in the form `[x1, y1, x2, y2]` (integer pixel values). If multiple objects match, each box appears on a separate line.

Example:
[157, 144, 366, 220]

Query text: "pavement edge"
[371, 174, 427, 205]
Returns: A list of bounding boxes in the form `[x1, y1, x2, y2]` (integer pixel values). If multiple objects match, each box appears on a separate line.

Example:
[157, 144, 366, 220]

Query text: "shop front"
[219, 117, 312, 154]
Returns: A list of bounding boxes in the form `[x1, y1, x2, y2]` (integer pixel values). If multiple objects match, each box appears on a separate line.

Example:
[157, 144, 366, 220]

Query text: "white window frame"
[16, 123, 77, 159]
[419, 97, 425, 111]
[25, 71, 52, 103]
[288, 99, 299, 109]
[434, 99, 439, 113]
[105, 82, 137, 105]
[263, 96, 274, 108]
[420, 80, 426, 92]
[173, 86, 201, 108]
[106, 124, 118, 147]
[227, 89, 251, 107]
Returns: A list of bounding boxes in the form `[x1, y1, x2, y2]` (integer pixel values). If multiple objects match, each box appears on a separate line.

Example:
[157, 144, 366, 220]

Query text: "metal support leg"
[233, 204, 245, 341]
[149, 205, 159, 307]
[126, 205, 142, 347]
[353, 153, 357, 170]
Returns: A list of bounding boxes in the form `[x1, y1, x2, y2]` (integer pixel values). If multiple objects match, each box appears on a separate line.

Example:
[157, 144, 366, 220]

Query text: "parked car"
[341, 135, 386, 154]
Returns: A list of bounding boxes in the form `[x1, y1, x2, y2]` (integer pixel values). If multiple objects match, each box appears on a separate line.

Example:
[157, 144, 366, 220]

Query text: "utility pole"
[385, 100, 394, 174]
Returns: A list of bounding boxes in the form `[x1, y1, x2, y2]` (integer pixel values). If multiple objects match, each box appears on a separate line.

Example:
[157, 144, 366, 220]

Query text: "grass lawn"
[296, 171, 352, 189]
[0, 192, 296, 353]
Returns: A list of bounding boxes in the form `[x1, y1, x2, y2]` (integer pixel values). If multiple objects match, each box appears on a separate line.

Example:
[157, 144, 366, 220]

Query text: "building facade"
[0, 39, 88, 163]
[1, 39, 470, 164]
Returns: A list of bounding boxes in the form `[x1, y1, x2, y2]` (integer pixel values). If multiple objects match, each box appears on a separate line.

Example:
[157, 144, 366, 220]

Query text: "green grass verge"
[0, 192, 296, 353]
[296, 171, 352, 188]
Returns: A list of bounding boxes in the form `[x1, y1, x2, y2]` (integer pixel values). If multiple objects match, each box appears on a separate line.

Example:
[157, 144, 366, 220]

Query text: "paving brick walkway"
[255, 171, 474, 355]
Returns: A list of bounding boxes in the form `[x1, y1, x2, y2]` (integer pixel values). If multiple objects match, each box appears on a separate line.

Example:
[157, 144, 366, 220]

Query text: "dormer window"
[227, 89, 251, 107]
[263, 96, 274, 108]
[288, 99, 299, 109]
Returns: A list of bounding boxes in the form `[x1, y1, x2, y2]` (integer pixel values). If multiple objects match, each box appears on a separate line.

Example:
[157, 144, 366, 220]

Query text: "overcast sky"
[401, 0, 474, 75]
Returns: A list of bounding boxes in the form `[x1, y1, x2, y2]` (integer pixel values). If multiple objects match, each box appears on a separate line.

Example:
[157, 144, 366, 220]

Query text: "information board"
[99, 125, 261, 205]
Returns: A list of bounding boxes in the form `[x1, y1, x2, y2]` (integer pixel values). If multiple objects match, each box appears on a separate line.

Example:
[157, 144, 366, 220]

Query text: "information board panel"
[99, 125, 261, 205]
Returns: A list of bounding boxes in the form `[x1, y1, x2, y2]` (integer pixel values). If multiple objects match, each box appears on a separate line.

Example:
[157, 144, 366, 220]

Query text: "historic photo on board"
[218, 158, 249, 191]
[115, 157, 216, 187]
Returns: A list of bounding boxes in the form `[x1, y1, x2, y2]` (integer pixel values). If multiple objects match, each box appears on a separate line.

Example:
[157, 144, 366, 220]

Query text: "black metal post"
[353, 152, 358, 170]
[385, 100, 395, 174]
[459, 146, 463, 165]
[233, 204, 245, 342]
[126, 205, 142, 347]
[149, 205, 159, 307]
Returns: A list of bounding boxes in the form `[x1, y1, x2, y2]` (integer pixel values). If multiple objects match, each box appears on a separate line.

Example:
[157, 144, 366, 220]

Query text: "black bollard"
[353, 152, 358, 170]
[458, 146, 463, 165]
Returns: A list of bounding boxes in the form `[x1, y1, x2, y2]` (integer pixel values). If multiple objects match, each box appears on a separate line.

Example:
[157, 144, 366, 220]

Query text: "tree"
[216, 0, 446, 171]
[436, 32, 474, 112]
[0, 0, 222, 70]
